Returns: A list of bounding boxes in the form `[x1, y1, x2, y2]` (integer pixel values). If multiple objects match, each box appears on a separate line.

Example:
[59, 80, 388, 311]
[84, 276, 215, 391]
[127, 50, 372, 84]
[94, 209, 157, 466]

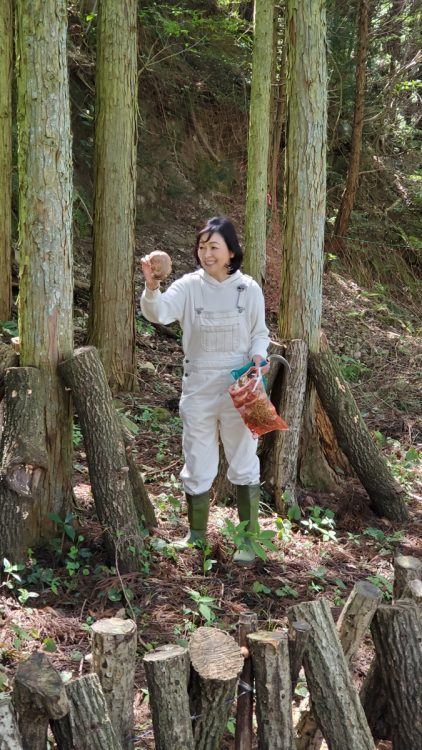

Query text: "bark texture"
[334, 0, 369, 239]
[247, 630, 294, 750]
[121, 423, 157, 529]
[50, 674, 123, 750]
[15, 0, 73, 527]
[143, 645, 194, 750]
[289, 600, 376, 750]
[88, 0, 137, 391]
[288, 620, 312, 691]
[308, 334, 408, 521]
[0, 0, 12, 320]
[189, 627, 243, 750]
[235, 612, 257, 750]
[13, 653, 69, 750]
[371, 601, 422, 750]
[244, 0, 275, 285]
[58, 347, 144, 572]
[0, 367, 48, 560]
[0, 698, 23, 750]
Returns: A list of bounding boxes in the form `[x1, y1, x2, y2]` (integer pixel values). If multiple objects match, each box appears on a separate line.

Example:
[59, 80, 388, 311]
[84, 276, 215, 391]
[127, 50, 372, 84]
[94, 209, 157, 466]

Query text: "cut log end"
[189, 627, 243, 681]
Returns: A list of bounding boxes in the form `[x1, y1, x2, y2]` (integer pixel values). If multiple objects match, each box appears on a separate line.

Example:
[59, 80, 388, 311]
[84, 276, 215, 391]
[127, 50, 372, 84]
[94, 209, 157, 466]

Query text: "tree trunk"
[244, 0, 275, 286]
[247, 630, 294, 750]
[88, 0, 137, 391]
[13, 653, 69, 750]
[402, 578, 422, 611]
[15, 0, 73, 530]
[393, 554, 422, 599]
[371, 601, 422, 750]
[308, 334, 408, 521]
[0, 367, 48, 560]
[50, 674, 123, 750]
[58, 347, 144, 572]
[188, 626, 243, 750]
[0, 344, 18, 401]
[0, 0, 12, 320]
[91, 618, 137, 750]
[281, 0, 335, 491]
[333, 0, 369, 240]
[295, 580, 382, 750]
[288, 600, 376, 750]
[0, 698, 23, 750]
[235, 612, 258, 750]
[143, 644, 194, 750]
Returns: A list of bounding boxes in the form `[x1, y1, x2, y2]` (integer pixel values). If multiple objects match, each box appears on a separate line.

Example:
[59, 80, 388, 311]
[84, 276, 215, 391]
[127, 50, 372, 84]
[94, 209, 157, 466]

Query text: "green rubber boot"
[233, 484, 260, 566]
[173, 491, 210, 550]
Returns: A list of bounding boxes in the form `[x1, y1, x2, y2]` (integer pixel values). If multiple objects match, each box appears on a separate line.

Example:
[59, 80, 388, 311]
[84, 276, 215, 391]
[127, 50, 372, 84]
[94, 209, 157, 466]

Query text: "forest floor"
[1, 199, 421, 749]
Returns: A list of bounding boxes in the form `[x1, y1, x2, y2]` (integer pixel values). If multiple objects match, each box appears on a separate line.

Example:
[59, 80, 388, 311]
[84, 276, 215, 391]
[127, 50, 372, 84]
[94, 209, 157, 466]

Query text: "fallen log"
[91, 617, 137, 750]
[308, 333, 408, 521]
[235, 612, 257, 750]
[295, 580, 381, 750]
[143, 644, 194, 750]
[120, 423, 157, 529]
[58, 346, 144, 572]
[371, 600, 422, 750]
[188, 626, 243, 750]
[0, 367, 48, 560]
[0, 697, 23, 749]
[247, 630, 294, 750]
[289, 599, 376, 750]
[12, 653, 69, 750]
[50, 673, 122, 750]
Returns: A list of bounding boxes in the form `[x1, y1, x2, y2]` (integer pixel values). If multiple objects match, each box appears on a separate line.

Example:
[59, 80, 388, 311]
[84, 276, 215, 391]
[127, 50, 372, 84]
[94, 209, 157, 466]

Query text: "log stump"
[58, 346, 144, 572]
[371, 600, 422, 750]
[247, 630, 294, 750]
[308, 334, 408, 521]
[393, 554, 422, 599]
[188, 626, 243, 750]
[288, 620, 312, 691]
[0, 344, 18, 400]
[50, 673, 123, 750]
[235, 612, 257, 750]
[91, 617, 137, 750]
[12, 653, 69, 750]
[0, 697, 23, 750]
[143, 644, 194, 750]
[289, 600, 376, 750]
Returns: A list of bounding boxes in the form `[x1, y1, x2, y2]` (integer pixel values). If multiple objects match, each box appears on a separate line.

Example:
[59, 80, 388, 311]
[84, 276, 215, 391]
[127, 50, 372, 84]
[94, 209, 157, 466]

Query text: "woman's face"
[197, 232, 234, 282]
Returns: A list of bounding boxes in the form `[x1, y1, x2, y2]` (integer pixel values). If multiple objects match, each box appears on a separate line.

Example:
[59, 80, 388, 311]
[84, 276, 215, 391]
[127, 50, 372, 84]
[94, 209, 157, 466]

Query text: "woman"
[140, 216, 270, 564]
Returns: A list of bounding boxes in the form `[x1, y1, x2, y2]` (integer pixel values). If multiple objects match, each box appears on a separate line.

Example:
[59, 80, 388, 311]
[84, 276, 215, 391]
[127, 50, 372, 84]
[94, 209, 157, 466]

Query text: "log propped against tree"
[308, 332, 408, 521]
[58, 346, 149, 573]
[0, 367, 49, 560]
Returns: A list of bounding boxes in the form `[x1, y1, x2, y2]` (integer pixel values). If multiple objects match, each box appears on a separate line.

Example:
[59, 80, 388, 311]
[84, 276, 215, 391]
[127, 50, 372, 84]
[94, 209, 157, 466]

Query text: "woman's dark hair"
[194, 216, 243, 274]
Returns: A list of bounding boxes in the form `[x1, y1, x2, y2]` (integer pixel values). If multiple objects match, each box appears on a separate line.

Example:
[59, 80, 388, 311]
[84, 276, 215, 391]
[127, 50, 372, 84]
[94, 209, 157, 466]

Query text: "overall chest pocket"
[199, 312, 240, 352]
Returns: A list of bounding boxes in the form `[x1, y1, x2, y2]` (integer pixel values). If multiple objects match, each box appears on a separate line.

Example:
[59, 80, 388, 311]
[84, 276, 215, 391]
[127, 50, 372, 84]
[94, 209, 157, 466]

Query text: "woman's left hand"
[252, 355, 270, 375]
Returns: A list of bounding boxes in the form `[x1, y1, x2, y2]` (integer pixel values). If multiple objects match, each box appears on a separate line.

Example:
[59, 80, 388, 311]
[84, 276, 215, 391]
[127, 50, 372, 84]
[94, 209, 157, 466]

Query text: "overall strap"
[192, 272, 204, 314]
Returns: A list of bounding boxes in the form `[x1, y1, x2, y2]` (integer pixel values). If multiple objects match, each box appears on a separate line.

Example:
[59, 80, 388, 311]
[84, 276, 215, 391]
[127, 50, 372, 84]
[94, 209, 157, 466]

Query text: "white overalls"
[179, 274, 261, 495]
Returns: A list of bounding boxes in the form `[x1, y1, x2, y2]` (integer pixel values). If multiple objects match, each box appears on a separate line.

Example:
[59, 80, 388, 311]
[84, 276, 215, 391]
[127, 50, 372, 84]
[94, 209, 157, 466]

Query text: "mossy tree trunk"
[244, 0, 275, 286]
[15, 0, 73, 534]
[280, 0, 335, 491]
[88, 0, 137, 392]
[0, 0, 13, 320]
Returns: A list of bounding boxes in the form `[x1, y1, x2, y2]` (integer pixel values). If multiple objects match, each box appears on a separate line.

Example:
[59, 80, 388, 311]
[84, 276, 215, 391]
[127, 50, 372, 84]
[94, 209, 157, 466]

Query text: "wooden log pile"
[2, 558, 421, 750]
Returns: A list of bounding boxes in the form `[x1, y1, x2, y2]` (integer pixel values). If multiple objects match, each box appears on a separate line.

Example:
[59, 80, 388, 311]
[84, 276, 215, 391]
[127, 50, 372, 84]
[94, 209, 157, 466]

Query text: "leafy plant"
[337, 354, 369, 383]
[184, 589, 220, 625]
[222, 519, 276, 562]
[298, 506, 337, 543]
[366, 574, 393, 601]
